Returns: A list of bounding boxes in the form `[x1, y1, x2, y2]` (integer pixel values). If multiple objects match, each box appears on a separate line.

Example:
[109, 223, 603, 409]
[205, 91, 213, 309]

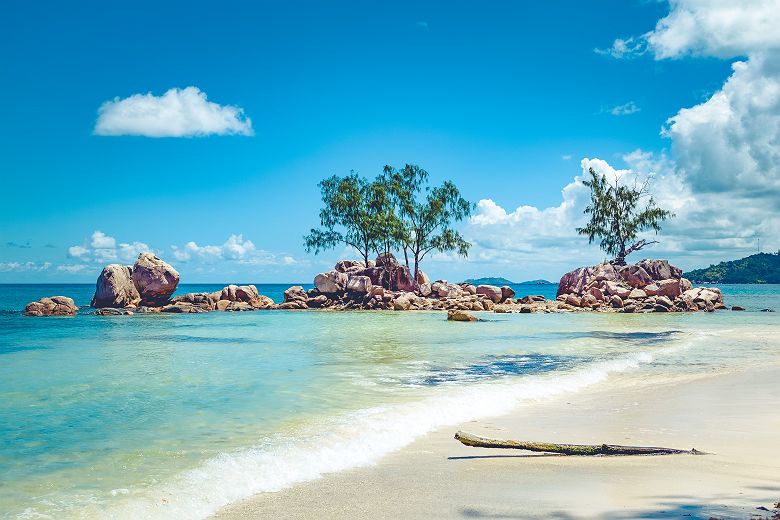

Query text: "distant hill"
[517, 279, 555, 285]
[464, 277, 514, 286]
[463, 277, 554, 286]
[684, 252, 780, 283]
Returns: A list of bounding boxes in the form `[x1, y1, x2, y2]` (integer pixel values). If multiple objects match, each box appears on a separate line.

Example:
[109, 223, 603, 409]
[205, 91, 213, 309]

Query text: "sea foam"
[88, 344, 685, 520]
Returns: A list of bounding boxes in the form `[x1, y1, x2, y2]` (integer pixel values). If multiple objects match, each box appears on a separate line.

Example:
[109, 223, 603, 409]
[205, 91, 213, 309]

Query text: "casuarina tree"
[382, 164, 473, 283]
[304, 173, 399, 265]
[576, 167, 673, 265]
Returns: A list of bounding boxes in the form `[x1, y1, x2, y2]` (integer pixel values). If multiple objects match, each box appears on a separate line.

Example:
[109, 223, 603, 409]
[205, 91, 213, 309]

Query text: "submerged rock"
[94, 307, 134, 316]
[447, 309, 477, 322]
[24, 296, 78, 316]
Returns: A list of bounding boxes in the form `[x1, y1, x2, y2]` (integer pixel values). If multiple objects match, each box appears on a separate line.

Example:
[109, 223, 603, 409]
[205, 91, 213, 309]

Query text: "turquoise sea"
[1, 284, 778, 519]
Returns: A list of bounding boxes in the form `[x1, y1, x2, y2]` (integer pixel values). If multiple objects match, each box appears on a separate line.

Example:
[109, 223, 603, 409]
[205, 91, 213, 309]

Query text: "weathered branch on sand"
[454, 431, 704, 456]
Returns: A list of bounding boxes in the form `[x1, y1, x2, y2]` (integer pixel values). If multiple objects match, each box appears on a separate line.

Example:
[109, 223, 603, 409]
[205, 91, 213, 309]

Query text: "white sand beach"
[214, 365, 780, 519]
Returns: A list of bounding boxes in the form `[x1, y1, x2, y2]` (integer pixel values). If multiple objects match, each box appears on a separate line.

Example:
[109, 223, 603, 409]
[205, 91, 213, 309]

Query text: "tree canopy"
[382, 164, 473, 282]
[303, 173, 398, 265]
[576, 167, 673, 265]
[304, 164, 473, 285]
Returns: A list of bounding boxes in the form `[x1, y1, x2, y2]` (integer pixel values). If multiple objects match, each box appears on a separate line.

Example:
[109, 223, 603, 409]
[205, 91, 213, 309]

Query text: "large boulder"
[636, 259, 682, 281]
[393, 265, 416, 292]
[500, 286, 516, 302]
[346, 275, 372, 294]
[314, 270, 348, 294]
[655, 279, 682, 298]
[131, 253, 179, 306]
[335, 260, 365, 273]
[476, 284, 502, 303]
[91, 264, 141, 308]
[283, 285, 308, 303]
[416, 270, 430, 285]
[375, 252, 400, 269]
[557, 267, 588, 296]
[170, 292, 215, 311]
[354, 266, 385, 287]
[214, 284, 273, 309]
[24, 296, 78, 316]
[618, 265, 653, 288]
[433, 281, 464, 299]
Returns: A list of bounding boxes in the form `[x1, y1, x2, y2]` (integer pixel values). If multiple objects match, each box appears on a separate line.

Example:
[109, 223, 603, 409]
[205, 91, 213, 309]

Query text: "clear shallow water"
[0, 284, 778, 519]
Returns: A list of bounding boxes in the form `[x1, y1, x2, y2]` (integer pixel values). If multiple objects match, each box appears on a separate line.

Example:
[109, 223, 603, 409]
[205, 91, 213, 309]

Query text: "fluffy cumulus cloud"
[465, 0, 778, 278]
[664, 55, 780, 197]
[465, 149, 762, 275]
[94, 86, 253, 137]
[171, 234, 298, 266]
[66, 231, 152, 266]
[600, 0, 780, 60]
[645, 0, 780, 59]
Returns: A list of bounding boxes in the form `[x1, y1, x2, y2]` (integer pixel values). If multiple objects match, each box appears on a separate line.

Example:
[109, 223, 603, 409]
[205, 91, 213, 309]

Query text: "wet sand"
[214, 365, 780, 519]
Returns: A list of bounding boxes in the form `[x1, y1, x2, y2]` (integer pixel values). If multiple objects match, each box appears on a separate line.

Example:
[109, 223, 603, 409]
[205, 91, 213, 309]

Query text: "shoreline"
[214, 364, 780, 519]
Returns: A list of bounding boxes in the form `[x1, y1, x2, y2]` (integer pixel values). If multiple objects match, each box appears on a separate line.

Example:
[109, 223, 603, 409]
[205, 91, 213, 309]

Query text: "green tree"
[576, 167, 673, 265]
[303, 173, 399, 265]
[383, 164, 473, 283]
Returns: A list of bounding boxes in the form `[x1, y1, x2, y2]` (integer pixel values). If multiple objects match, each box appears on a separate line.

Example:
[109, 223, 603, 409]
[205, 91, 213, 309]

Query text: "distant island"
[463, 277, 554, 286]
[685, 252, 780, 283]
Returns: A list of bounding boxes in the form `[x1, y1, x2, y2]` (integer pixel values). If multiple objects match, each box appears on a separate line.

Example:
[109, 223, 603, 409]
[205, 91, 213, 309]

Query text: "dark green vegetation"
[305, 164, 473, 282]
[464, 277, 515, 285]
[518, 279, 554, 285]
[685, 252, 780, 283]
[576, 168, 673, 265]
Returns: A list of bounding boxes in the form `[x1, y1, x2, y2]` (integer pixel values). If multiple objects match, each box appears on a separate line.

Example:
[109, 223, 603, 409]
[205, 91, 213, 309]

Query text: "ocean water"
[0, 284, 778, 519]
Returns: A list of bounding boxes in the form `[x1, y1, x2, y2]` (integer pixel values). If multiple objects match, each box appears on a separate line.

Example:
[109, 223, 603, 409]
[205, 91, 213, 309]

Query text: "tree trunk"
[454, 431, 703, 456]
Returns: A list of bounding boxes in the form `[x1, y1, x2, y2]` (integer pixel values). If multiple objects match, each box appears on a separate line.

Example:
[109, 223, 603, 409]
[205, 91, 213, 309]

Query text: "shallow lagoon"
[0, 284, 778, 518]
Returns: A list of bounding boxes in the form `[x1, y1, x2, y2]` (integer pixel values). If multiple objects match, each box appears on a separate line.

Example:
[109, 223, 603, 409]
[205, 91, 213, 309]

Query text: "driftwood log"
[455, 431, 704, 456]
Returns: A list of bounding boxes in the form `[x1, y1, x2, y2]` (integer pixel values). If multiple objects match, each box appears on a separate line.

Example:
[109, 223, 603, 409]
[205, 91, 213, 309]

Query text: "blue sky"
[2, 0, 778, 283]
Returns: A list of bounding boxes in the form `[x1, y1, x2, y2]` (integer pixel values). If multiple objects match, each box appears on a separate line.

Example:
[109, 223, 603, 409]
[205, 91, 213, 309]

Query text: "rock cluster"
[23, 296, 78, 316]
[291, 254, 516, 311]
[23, 250, 729, 318]
[86, 253, 273, 314]
[91, 253, 179, 308]
[554, 259, 725, 313]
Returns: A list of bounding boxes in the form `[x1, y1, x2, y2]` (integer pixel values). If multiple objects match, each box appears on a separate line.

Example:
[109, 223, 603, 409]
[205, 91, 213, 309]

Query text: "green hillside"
[463, 277, 515, 286]
[684, 252, 780, 283]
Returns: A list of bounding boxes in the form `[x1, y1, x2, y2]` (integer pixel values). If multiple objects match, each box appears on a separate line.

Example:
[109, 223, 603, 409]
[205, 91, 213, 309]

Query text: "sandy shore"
[214, 365, 780, 519]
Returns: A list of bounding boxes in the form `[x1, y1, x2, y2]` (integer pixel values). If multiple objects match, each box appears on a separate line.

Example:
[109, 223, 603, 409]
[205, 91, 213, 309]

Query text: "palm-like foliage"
[576, 168, 673, 265]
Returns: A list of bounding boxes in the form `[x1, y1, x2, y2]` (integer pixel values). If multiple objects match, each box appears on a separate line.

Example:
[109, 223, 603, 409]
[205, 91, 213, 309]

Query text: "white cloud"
[602, 0, 780, 61]
[94, 86, 253, 138]
[0, 261, 51, 272]
[68, 245, 89, 258]
[465, 143, 779, 275]
[561, 155, 572, 161]
[608, 101, 640, 116]
[595, 36, 647, 59]
[171, 234, 297, 266]
[90, 230, 116, 249]
[57, 264, 90, 274]
[67, 231, 151, 265]
[663, 54, 780, 196]
[646, 0, 780, 59]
